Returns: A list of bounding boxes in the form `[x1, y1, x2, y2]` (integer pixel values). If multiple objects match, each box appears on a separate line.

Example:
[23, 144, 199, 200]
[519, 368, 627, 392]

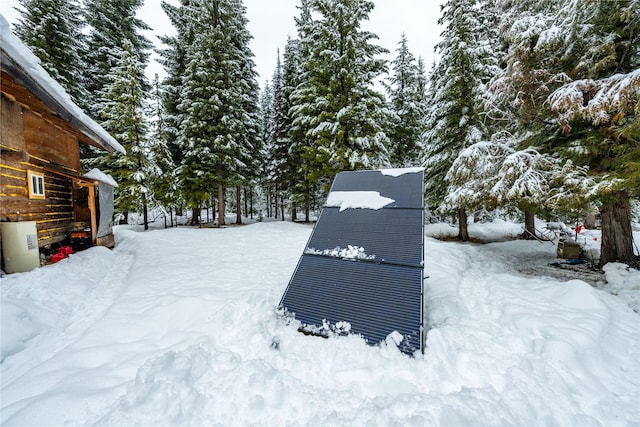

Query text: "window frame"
[27, 170, 46, 199]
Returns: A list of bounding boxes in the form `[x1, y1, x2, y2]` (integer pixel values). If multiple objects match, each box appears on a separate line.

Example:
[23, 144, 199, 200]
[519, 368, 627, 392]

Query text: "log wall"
[1, 94, 88, 248]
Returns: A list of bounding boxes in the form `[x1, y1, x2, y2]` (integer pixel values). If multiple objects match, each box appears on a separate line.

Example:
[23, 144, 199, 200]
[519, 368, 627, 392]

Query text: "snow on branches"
[444, 139, 511, 209]
[548, 69, 640, 128]
[445, 133, 595, 212]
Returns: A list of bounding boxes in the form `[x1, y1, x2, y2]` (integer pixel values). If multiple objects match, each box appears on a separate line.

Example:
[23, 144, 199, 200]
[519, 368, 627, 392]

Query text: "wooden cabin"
[0, 16, 125, 258]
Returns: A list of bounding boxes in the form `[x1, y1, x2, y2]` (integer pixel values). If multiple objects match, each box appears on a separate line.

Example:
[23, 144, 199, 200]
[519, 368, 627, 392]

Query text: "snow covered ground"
[1, 220, 639, 426]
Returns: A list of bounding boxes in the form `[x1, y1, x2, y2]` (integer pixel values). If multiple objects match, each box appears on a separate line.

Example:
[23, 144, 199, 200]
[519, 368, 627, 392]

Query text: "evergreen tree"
[84, 0, 152, 119]
[546, 0, 640, 266]
[147, 73, 180, 226]
[287, 6, 317, 221]
[175, 0, 227, 224]
[445, 133, 593, 224]
[280, 39, 304, 220]
[158, 0, 195, 212]
[422, 0, 498, 240]
[176, 0, 261, 225]
[443, 135, 511, 213]
[93, 41, 150, 228]
[13, 0, 86, 105]
[232, 0, 262, 224]
[258, 80, 274, 217]
[259, 80, 274, 160]
[383, 34, 427, 167]
[269, 52, 292, 220]
[290, 0, 390, 193]
[480, 0, 578, 237]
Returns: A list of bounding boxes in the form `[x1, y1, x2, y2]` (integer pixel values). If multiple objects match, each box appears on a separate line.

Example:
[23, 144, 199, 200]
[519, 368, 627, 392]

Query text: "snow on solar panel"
[279, 168, 425, 355]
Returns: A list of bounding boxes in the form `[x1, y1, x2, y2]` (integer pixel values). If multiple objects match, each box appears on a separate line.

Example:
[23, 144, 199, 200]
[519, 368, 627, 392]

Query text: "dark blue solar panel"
[329, 169, 424, 209]
[280, 256, 423, 353]
[279, 168, 425, 354]
[307, 207, 423, 267]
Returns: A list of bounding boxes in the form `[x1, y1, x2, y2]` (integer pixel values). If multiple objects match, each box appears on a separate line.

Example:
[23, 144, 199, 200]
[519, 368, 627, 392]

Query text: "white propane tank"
[1, 221, 40, 273]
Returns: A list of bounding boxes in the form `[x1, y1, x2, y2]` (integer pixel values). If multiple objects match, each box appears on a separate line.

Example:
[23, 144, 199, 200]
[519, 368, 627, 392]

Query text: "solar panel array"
[279, 168, 425, 354]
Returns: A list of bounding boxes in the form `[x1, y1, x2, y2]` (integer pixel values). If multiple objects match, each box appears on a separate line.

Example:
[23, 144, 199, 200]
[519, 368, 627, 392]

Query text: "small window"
[27, 170, 45, 199]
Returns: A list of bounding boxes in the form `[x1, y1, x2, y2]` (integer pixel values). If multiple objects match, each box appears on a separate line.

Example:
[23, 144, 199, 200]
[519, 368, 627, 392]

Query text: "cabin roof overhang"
[0, 15, 125, 155]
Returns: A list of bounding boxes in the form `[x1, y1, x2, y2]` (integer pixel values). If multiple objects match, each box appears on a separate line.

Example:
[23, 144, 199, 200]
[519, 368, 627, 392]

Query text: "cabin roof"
[0, 14, 125, 155]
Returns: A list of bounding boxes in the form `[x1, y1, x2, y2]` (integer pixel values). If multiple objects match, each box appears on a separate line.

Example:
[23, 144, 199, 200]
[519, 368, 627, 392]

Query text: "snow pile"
[325, 190, 394, 211]
[299, 319, 354, 338]
[83, 168, 119, 187]
[425, 218, 523, 241]
[304, 245, 375, 260]
[602, 263, 640, 313]
[1, 221, 638, 426]
[1, 246, 117, 362]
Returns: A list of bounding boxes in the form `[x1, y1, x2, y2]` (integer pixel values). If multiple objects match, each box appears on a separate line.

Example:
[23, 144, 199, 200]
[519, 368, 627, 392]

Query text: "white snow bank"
[1, 221, 638, 426]
[0, 14, 124, 154]
[83, 168, 118, 187]
[325, 191, 394, 211]
[425, 218, 523, 241]
[380, 167, 424, 177]
[602, 263, 640, 313]
[1, 246, 117, 363]
[305, 245, 375, 260]
[424, 236, 639, 426]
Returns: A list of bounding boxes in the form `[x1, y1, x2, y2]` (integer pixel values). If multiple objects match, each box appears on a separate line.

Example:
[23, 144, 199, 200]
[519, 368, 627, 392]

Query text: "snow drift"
[1, 221, 638, 426]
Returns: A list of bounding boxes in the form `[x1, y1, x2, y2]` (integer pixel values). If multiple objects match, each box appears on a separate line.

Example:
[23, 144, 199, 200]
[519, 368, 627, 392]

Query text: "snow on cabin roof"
[83, 168, 118, 187]
[0, 14, 125, 155]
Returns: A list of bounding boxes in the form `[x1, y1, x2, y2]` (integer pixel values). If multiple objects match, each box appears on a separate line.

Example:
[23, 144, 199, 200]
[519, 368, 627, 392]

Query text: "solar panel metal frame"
[279, 169, 425, 354]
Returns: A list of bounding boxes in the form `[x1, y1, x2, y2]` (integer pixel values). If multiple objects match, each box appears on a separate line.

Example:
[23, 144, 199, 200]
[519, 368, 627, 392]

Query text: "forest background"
[5, 0, 639, 267]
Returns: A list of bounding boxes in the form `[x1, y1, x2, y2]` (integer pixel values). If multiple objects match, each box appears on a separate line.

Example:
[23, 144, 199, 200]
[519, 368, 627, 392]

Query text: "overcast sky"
[2, 0, 443, 88]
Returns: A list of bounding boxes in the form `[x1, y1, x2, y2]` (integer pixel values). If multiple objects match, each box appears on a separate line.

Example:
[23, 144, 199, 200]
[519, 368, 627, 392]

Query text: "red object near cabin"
[58, 246, 72, 256]
[50, 253, 65, 263]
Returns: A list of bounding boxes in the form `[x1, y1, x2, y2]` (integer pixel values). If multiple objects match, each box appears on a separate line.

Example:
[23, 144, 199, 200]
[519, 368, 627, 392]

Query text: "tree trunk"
[266, 190, 271, 218]
[121, 211, 129, 225]
[281, 195, 285, 221]
[243, 187, 248, 219]
[274, 184, 279, 219]
[218, 184, 225, 226]
[211, 194, 215, 223]
[457, 207, 469, 241]
[191, 206, 200, 225]
[249, 187, 254, 219]
[170, 208, 174, 228]
[599, 191, 637, 267]
[143, 195, 148, 230]
[236, 186, 242, 224]
[292, 204, 297, 222]
[305, 191, 310, 222]
[523, 209, 536, 239]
